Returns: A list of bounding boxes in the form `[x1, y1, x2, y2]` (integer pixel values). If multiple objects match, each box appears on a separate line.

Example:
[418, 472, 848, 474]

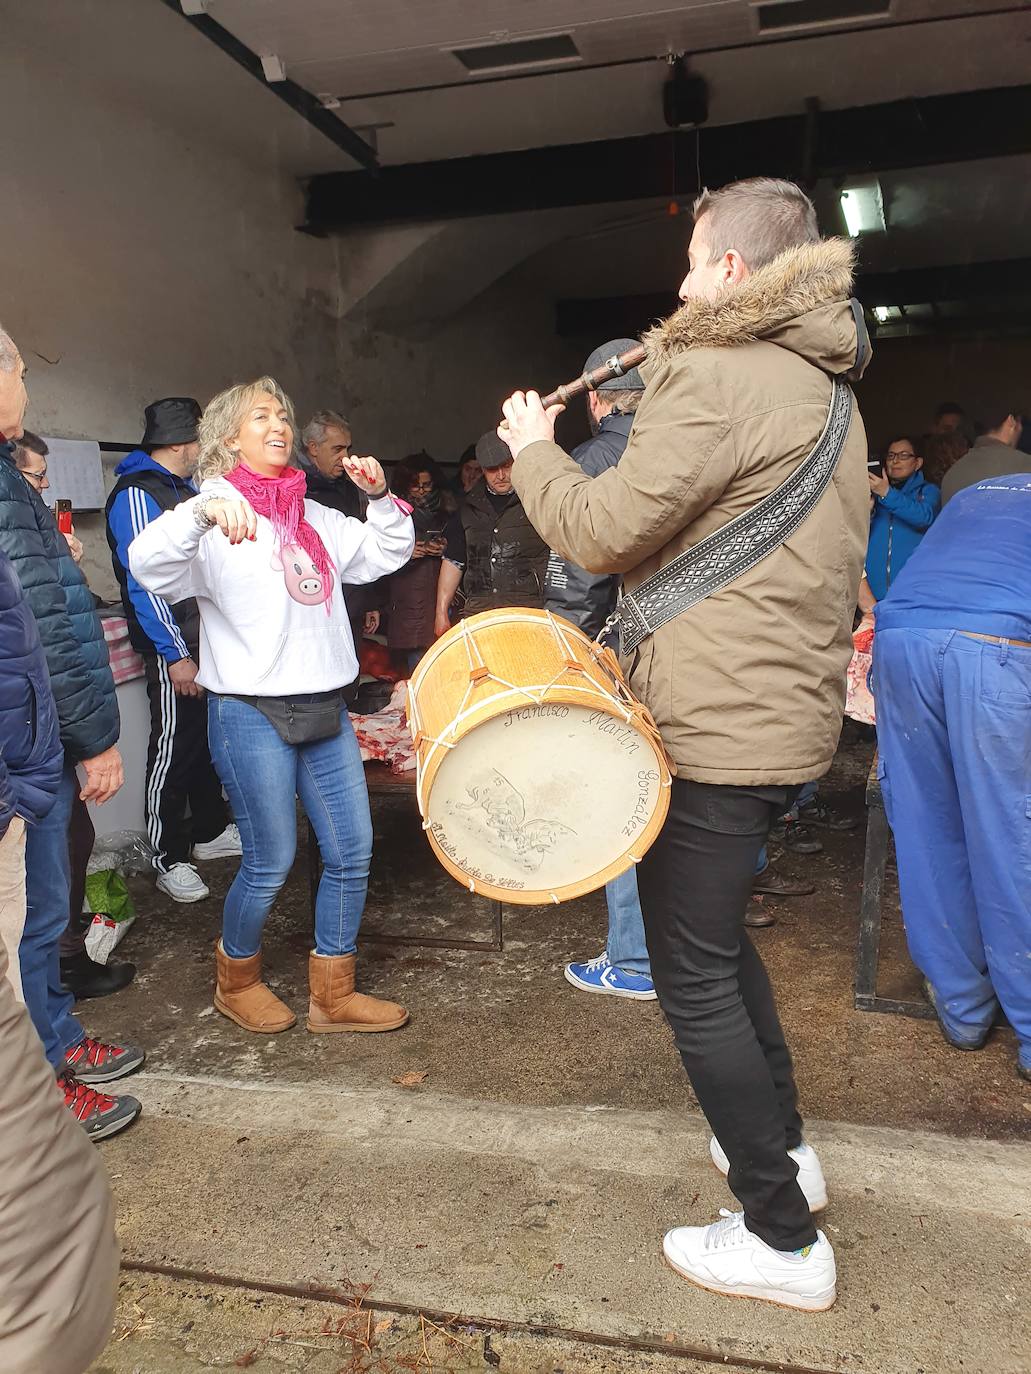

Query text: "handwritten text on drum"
[586, 711, 641, 755]
[430, 823, 526, 889]
[624, 771, 660, 838]
[503, 704, 569, 725]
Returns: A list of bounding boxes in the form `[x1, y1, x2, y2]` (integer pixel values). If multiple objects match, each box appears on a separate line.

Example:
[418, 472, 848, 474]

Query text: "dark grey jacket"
[543, 410, 634, 638]
[941, 436, 1025, 505]
[0, 444, 119, 762]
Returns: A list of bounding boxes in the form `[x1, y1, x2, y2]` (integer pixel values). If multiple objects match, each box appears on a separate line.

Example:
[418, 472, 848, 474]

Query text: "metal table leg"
[854, 756, 933, 1020]
[307, 821, 504, 953]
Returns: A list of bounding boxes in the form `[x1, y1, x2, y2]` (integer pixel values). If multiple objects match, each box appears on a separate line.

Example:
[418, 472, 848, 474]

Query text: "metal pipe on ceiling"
[154, 0, 379, 171]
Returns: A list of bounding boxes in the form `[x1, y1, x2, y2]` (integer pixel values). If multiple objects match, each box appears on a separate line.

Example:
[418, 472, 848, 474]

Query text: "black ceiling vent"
[451, 34, 579, 73]
[756, 0, 891, 32]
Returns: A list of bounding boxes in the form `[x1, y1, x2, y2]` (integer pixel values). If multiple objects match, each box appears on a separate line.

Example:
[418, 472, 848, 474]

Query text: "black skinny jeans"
[636, 778, 817, 1252]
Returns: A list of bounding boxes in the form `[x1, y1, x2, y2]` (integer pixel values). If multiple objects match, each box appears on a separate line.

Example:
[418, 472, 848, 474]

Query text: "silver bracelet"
[192, 496, 218, 531]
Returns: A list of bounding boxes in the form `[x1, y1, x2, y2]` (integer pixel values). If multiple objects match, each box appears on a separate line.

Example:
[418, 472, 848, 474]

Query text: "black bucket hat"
[142, 397, 201, 449]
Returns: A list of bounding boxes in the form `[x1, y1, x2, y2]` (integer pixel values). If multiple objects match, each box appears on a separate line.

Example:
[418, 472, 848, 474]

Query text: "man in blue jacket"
[0, 322, 142, 1140]
[861, 436, 940, 606]
[875, 472, 1031, 1084]
[0, 548, 62, 991]
[106, 399, 237, 904]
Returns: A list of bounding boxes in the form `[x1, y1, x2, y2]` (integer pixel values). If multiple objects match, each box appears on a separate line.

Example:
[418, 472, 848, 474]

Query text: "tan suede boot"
[307, 952, 409, 1033]
[214, 941, 296, 1033]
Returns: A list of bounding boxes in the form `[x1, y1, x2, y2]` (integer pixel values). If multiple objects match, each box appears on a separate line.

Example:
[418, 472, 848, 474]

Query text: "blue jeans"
[605, 868, 651, 976]
[781, 781, 818, 822]
[21, 762, 85, 1066]
[875, 629, 1031, 1065]
[208, 697, 373, 959]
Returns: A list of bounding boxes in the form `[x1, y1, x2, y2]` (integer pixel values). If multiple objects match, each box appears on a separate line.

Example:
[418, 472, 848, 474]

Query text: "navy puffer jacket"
[0, 445, 119, 762]
[0, 549, 62, 834]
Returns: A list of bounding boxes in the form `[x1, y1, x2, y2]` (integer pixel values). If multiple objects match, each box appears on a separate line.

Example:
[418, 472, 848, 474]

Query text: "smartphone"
[866, 458, 883, 474]
[54, 499, 74, 534]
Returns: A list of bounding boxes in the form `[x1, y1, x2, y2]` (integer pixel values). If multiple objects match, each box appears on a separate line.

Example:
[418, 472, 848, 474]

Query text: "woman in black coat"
[384, 454, 453, 674]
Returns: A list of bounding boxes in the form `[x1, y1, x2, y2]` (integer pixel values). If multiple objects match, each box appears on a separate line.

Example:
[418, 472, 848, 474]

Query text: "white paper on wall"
[39, 437, 107, 512]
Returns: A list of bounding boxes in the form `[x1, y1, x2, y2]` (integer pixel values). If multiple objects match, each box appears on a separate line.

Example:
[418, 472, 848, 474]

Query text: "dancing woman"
[129, 377, 415, 1035]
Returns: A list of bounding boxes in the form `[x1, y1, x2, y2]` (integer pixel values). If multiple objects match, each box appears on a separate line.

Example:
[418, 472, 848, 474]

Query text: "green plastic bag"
[84, 868, 135, 924]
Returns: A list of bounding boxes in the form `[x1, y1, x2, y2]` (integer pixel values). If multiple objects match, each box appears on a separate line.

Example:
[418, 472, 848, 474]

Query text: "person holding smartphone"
[384, 454, 453, 674]
[860, 436, 940, 613]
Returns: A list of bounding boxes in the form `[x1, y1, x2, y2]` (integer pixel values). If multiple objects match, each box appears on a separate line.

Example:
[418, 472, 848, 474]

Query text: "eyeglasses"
[21, 467, 48, 487]
[886, 451, 916, 461]
[410, 480, 434, 491]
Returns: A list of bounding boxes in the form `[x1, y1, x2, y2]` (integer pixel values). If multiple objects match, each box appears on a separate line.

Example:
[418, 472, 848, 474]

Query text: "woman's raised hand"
[342, 455, 387, 497]
[203, 497, 258, 544]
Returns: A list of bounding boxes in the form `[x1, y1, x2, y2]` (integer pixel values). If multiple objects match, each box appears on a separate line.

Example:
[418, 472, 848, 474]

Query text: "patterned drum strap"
[611, 379, 854, 655]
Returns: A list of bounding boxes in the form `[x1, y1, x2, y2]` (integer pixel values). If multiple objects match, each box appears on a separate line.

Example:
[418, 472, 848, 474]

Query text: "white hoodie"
[128, 477, 414, 696]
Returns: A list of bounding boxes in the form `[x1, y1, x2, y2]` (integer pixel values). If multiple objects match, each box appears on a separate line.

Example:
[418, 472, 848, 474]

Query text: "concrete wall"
[0, 20, 584, 597]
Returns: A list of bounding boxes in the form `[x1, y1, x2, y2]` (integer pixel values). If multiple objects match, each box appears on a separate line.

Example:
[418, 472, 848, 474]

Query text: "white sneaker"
[663, 1209, 836, 1311]
[193, 824, 242, 861]
[156, 862, 210, 903]
[710, 1136, 828, 1213]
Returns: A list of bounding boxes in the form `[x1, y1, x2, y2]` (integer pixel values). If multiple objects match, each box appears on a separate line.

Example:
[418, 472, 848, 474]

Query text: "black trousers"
[144, 657, 227, 871]
[636, 778, 816, 1252]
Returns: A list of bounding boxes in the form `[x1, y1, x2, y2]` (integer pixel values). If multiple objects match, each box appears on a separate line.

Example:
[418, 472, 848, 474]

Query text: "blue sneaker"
[564, 953, 657, 1001]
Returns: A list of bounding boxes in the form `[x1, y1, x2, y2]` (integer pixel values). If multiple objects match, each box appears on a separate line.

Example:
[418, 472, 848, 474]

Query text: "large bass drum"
[407, 609, 673, 905]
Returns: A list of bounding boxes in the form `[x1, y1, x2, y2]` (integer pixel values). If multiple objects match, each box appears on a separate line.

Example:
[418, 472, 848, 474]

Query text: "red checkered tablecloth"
[100, 613, 146, 686]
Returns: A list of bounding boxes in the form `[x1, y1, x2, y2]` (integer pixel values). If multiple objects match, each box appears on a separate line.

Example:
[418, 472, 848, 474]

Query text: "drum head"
[424, 701, 668, 904]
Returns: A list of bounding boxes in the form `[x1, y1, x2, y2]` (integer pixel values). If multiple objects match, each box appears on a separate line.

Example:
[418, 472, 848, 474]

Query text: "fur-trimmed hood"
[643, 237, 862, 378]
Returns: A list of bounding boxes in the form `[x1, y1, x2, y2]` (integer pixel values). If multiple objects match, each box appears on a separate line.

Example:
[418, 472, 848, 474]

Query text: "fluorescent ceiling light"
[873, 306, 890, 323]
[840, 183, 885, 237]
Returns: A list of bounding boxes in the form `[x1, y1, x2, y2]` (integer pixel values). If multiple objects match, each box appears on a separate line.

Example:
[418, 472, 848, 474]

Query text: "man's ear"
[724, 249, 750, 286]
[914, 456, 924, 470]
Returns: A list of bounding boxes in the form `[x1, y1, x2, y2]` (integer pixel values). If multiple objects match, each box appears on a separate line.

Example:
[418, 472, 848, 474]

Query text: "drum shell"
[408, 609, 672, 905]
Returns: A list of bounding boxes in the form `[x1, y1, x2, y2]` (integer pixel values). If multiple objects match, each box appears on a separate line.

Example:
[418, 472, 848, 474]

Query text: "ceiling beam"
[304, 84, 1031, 230]
[155, 0, 379, 172]
[857, 258, 1031, 305]
[554, 259, 1031, 338]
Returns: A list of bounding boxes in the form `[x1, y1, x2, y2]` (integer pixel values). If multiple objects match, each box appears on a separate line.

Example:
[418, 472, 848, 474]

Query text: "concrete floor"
[86, 737, 1031, 1373]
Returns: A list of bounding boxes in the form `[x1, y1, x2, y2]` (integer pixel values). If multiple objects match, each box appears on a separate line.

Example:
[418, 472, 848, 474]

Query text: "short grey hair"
[597, 389, 642, 416]
[302, 409, 351, 448]
[693, 178, 819, 272]
[0, 324, 19, 373]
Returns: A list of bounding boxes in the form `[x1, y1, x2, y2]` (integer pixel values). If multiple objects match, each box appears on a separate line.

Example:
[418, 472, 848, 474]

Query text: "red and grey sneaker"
[58, 1070, 142, 1141]
[61, 1034, 146, 1085]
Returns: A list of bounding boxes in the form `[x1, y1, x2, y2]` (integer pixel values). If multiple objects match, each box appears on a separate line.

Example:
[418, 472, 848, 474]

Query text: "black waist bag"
[228, 689, 345, 745]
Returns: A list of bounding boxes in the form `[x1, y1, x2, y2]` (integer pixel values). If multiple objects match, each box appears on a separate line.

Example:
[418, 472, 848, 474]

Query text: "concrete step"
[99, 1071, 1030, 1374]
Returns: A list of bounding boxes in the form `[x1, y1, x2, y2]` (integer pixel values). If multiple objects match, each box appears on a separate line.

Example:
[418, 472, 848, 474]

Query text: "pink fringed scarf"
[224, 463, 335, 610]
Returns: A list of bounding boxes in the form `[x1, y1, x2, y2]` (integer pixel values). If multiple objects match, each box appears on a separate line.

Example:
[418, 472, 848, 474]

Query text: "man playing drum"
[499, 178, 869, 1311]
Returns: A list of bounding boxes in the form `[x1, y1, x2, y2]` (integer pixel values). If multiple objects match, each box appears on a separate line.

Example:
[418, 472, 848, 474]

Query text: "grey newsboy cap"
[584, 338, 645, 390]
[475, 430, 512, 469]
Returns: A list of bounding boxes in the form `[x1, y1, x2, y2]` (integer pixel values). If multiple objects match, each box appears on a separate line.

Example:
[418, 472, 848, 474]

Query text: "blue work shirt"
[865, 469, 940, 600]
[877, 473, 1031, 642]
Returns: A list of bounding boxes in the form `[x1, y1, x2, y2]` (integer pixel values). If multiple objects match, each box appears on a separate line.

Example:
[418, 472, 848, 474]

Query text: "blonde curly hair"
[196, 376, 298, 482]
